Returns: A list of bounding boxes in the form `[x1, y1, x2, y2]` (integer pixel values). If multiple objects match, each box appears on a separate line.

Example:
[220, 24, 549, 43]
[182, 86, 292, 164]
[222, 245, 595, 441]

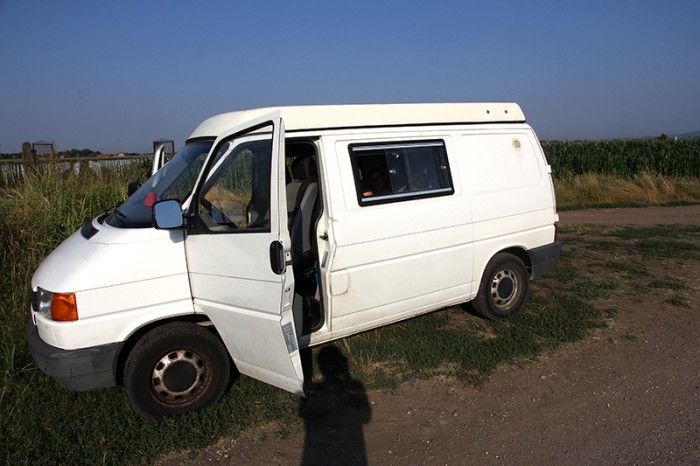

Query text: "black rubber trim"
[27, 317, 123, 392]
[80, 221, 99, 239]
[528, 241, 562, 279]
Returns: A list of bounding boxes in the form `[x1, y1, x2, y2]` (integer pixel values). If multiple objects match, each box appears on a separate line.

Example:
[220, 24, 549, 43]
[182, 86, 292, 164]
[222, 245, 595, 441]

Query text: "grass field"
[554, 172, 700, 209]
[1, 144, 699, 464]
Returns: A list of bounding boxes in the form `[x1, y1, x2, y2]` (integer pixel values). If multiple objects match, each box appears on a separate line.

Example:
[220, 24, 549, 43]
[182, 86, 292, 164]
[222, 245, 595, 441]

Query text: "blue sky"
[1, 0, 699, 154]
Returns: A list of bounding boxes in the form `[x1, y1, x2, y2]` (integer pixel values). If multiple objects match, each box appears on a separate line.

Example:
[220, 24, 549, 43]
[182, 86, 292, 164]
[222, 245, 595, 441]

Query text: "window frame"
[191, 123, 275, 234]
[348, 139, 454, 207]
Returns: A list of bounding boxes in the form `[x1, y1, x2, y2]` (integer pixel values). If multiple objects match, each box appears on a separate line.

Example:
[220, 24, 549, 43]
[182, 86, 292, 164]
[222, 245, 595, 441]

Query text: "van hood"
[32, 218, 188, 294]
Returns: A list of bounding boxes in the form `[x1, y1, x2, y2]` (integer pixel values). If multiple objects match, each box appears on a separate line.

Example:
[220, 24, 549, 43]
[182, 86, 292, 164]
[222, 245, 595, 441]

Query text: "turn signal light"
[51, 293, 78, 321]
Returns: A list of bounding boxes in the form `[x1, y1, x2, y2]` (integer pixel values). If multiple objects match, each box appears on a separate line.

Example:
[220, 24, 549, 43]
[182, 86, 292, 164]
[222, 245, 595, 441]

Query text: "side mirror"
[152, 199, 184, 229]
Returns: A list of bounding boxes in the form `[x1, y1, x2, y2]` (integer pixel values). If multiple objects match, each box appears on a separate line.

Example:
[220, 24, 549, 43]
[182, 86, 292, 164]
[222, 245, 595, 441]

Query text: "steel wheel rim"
[150, 349, 207, 405]
[490, 268, 519, 309]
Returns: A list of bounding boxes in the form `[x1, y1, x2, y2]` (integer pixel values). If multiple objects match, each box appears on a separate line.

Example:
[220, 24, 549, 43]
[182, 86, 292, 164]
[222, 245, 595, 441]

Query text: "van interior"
[285, 139, 324, 337]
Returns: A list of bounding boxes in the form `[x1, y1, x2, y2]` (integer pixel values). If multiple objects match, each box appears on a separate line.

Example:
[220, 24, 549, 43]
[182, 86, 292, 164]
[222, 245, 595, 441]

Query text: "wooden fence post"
[21, 141, 36, 182]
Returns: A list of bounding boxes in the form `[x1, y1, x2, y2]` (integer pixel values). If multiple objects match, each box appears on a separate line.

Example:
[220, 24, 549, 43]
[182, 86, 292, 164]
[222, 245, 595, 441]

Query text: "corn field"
[542, 138, 700, 178]
[2, 139, 698, 189]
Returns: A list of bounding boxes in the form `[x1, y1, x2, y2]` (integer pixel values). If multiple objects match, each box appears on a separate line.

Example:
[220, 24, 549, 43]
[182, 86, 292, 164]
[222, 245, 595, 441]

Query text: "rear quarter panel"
[456, 127, 557, 281]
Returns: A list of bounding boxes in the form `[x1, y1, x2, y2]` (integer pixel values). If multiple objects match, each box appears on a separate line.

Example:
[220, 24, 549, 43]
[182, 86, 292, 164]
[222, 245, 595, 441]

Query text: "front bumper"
[27, 317, 123, 392]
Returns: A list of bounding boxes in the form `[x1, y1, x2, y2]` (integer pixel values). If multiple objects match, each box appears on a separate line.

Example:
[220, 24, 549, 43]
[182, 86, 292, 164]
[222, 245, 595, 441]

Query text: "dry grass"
[554, 172, 700, 209]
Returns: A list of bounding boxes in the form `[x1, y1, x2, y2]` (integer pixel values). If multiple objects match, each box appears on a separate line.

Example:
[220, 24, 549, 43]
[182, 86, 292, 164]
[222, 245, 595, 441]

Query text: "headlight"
[35, 287, 78, 322]
[36, 287, 54, 319]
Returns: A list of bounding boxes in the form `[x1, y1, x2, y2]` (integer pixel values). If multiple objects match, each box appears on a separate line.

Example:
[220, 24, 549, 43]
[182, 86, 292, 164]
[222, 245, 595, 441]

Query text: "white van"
[28, 103, 561, 418]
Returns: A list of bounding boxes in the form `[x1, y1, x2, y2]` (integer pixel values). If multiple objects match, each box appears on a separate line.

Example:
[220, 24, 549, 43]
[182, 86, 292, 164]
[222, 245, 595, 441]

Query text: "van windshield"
[106, 139, 214, 228]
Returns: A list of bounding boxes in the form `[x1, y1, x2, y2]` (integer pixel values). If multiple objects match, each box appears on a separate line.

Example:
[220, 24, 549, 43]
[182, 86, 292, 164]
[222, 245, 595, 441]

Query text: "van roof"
[188, 103, 526, 139]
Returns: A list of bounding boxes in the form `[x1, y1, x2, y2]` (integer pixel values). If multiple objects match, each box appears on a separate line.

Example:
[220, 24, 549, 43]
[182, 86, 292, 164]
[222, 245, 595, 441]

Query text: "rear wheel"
[472, 253, 529, 320]
[124, 322, 231, 419]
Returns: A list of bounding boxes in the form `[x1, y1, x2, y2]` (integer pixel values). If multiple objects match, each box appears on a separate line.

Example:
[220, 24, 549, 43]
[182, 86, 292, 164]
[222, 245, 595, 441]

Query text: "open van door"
[151, 142, 167, 175]
[184, 111, 304, 395]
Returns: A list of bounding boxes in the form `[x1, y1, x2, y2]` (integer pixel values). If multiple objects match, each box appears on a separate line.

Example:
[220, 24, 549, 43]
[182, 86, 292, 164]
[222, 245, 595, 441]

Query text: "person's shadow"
[299, 345, 371, 466]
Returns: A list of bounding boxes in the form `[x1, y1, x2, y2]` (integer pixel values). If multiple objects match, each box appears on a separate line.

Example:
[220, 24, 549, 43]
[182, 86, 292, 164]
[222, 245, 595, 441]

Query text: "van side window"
[349, 140, 453, 206]
[197, 126, 273, 232]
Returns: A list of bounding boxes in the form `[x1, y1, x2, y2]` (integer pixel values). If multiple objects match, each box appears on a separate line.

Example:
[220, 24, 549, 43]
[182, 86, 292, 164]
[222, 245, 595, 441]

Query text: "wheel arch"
[115, 314, 226, 386]
[476, 245, 532, 286]
[500, 246, 533, 277]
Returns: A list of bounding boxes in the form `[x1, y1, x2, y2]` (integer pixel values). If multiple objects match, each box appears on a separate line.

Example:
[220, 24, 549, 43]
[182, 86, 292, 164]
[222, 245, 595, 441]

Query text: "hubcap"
[490, 269, 518, 309]
[151, 350, 206, 403]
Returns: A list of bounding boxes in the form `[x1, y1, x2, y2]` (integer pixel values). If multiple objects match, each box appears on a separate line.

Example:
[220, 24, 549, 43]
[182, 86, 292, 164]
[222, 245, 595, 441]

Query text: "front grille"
[31, 290, 38, 313]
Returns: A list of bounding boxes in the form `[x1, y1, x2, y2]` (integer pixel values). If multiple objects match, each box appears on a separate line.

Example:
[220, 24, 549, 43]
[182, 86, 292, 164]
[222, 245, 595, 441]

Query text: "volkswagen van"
[28, 103, 561, 418]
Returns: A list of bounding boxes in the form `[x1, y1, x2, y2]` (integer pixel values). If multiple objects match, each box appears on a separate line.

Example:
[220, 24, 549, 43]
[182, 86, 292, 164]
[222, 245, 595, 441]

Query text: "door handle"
[269, 241, 286, 275]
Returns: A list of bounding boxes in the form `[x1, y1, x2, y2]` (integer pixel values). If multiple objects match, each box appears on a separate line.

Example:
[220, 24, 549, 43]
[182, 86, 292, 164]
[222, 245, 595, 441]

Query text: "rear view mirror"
[152, 199, 183, 229]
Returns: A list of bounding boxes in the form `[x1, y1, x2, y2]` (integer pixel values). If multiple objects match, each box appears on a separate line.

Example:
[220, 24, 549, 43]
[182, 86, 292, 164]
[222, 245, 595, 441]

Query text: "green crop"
[543, 138, 700, 178]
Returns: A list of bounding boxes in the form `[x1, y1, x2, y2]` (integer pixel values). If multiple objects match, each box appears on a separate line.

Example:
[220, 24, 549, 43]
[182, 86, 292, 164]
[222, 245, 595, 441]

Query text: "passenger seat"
[288, 156, 318, 265]
[287, 155, 317, 216]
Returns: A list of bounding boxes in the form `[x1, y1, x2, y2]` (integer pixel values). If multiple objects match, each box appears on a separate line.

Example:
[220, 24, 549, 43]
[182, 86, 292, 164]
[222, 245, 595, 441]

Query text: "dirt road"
[558, 204, 700, 227]
[160, 205, 700, 466]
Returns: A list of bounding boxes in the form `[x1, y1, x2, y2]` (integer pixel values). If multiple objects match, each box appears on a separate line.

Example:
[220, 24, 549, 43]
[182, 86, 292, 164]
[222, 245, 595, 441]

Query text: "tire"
[472, 253, 529, 320]
[124, 322, 231, 419]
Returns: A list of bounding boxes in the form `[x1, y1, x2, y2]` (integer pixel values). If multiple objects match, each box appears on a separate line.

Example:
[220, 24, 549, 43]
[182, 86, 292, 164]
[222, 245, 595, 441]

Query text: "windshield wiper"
[110, 208, 128, 227]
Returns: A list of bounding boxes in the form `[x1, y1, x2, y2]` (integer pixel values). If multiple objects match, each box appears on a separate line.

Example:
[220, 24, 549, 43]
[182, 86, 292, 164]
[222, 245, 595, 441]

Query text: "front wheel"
[124, 322, 231, 419]
[472, 253, 529, 320]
